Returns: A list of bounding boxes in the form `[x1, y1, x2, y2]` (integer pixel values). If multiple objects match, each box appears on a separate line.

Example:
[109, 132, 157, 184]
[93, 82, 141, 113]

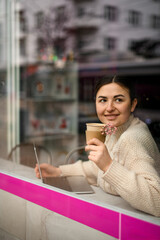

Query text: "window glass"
[0, 2, 160, 229]
[0, 0, 159, 169]
[19, 10, 27, 32]
[128, 10, 142, 26]
[0, 0, 8, 158]
[0, 23, 2, 62]
[35, 11, 44, 28]
[150, 15, 160, 29]
[77, 7, 85, 17]
[104, 37, 117, 50]
[20, 38, 26, 56]
[104, 5, 118, 21]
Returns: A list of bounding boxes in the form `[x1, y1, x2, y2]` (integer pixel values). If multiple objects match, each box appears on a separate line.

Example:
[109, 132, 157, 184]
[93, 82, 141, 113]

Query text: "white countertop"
[0, 158, 160, 226]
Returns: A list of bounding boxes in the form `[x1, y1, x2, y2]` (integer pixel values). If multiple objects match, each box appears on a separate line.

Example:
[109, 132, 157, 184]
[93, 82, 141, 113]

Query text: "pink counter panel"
[0, 172, 160, 240]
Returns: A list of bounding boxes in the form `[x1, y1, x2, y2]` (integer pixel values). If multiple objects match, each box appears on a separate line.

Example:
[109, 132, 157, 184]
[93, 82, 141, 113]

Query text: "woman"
[35, 76, 160, 216]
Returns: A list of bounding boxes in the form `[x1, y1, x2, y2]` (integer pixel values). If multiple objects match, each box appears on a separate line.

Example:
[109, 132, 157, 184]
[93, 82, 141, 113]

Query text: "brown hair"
[94, 75, 137, 103]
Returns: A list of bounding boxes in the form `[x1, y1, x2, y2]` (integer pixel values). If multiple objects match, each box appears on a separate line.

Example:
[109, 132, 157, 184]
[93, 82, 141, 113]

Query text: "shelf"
[25, 97, 76, 103]
[26, 132, 76, 141]
[21, 62, 78, 154]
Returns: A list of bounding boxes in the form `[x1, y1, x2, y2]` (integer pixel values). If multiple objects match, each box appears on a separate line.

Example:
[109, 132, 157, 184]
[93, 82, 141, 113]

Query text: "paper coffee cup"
[86, 123, 106, 143]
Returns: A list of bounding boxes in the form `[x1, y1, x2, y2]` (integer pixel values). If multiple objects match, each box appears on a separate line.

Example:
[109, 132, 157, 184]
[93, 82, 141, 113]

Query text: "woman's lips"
[105, 114, 118, 120]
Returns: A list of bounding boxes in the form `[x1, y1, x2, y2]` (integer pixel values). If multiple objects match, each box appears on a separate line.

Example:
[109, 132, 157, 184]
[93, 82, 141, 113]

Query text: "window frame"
[104, 5, 118, 22]
[128, 10, 142, 27]
[104, 37, 117, 50]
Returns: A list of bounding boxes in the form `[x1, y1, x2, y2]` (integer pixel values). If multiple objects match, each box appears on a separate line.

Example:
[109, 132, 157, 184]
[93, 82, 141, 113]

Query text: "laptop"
[34, 144, 94, 194]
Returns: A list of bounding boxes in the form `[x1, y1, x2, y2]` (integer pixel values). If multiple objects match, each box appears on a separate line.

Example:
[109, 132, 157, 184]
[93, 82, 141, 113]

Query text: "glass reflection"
[0, 0, 160, 171]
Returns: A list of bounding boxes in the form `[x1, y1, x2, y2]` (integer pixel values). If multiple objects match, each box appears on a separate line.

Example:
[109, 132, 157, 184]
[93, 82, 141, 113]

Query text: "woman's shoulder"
[121, 117, 159, 154]
[126, 117, 150, 137]
[120, 117, 153, 145]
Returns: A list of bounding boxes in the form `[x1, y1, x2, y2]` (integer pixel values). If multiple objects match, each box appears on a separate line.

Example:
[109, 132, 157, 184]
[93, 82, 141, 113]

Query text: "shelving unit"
[78, 76, 99, 146]
[21, 62, 78, 166]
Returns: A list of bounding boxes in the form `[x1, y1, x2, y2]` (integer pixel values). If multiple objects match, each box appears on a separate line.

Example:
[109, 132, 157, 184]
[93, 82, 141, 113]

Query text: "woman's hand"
[85, 138, 113, 173]
[34, 163, 62, 178]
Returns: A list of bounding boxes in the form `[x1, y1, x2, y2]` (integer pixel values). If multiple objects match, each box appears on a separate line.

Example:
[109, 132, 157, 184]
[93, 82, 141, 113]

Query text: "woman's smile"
[104, 114, 119, 121]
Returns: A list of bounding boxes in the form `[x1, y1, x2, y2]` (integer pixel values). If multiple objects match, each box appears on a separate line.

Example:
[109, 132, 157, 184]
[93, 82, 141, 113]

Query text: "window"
[104, 37, 117, 50]
[37, 38, 45, 53]
[128, 10, 142, 26]
[35, 11, 44, 28]
[150, 15, 160, 29]
[19, 10, 27, 32]
[104, 5, 118, 21]
[0, 43, 2, 61]
[54, 39, 65, 57]
[128, 40, 136, 51]
[77, 7, 85, 17]
[128, 39, 148, 53]
[20, 38, 26, 56]
[77, 38, 88, 50]
[55, 6, 66, 23]
[0, 23, 2, 40]
[0, 24, 2, 62]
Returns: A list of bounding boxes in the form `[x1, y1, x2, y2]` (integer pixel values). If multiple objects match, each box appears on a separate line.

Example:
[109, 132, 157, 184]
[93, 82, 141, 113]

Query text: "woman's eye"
[99, 99, 106, 103]
[115, 98, 123, 102]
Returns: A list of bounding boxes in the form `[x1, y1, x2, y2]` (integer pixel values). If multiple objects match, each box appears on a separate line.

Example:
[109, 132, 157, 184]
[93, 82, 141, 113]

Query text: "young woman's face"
[96, 83, 137, 127]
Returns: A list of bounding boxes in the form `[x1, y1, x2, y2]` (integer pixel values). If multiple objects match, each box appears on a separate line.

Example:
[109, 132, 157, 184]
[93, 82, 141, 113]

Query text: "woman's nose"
[106, 101, 115, 112]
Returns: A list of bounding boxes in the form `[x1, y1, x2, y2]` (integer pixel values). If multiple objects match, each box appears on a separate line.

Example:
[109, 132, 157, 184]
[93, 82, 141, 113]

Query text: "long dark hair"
[94, 75, 137, 103]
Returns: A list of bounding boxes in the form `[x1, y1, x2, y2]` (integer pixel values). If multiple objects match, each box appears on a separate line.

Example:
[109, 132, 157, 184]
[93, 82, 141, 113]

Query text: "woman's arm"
[102, 158, 160, 216]
[85, 128, 160, 216]
[102, 134, 160, 217]
[59, 160, 99, 185]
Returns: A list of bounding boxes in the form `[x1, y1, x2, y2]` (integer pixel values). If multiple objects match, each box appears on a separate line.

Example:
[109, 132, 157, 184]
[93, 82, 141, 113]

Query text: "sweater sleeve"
[59, 160, 99, 185]
[102, 131, 160, 217]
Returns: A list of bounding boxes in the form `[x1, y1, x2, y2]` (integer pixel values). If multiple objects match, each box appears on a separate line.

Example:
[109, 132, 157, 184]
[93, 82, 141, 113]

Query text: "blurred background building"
[16, 0, 160, 63]
[0, 0, 160, 163]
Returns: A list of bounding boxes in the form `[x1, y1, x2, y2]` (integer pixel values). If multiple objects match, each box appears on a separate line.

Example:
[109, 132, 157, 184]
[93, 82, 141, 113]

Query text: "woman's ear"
[131, 98, 138, 113]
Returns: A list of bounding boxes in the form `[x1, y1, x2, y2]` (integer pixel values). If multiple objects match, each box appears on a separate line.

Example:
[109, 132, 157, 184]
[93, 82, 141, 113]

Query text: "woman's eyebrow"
[98, 96, 107, 99]
[98, 94, 125, 99]
[114, 94, 125, 98]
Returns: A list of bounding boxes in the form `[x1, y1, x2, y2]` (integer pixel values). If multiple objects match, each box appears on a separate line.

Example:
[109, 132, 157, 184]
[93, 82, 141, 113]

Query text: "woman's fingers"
[88, 154, 96, 162]
[34, 164, 39, 174]
[85, 144, 98, 152]
[85, 138, 104, 152]
[89, 150, 96, 156]
[35, 163, 61, 178]
[34, 167, 40, 178]
[36, 172, 40, 178]
[87, 138, 103, 146]
[34, 163, 48, 178]
[88, 151, 97, 162]
[88, 149, 101, 160]
[85, 138, 104, 151]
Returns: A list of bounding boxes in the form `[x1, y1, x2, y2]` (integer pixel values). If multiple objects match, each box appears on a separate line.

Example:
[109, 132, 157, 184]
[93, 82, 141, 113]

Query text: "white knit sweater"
[60, 115, 160, 216]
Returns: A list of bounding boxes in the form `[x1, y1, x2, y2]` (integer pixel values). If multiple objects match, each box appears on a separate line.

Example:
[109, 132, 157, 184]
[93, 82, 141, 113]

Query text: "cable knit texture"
[60, 115, 160, 216]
